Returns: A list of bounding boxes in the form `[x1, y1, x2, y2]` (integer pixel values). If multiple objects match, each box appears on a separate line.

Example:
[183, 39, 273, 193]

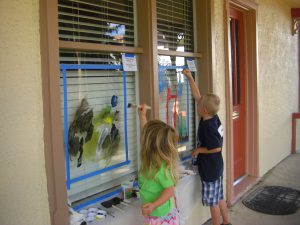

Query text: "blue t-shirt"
[196, 115, 224, 182]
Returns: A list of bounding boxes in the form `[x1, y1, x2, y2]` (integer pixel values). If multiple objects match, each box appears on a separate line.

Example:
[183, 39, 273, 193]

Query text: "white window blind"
[58, 0, 134, 46]
[156, 0, 194, 52]
[59, 51, 139, 202]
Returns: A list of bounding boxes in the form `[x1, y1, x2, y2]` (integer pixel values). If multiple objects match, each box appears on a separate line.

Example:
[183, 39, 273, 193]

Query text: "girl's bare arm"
[138, 104, 149, 131]
[141, 186, 175, 216]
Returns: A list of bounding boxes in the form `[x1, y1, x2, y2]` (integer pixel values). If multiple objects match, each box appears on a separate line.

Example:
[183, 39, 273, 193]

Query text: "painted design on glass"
[83, 96, 120, 167]
[68, 96, 121, 167]
[68, 98, 94, 167]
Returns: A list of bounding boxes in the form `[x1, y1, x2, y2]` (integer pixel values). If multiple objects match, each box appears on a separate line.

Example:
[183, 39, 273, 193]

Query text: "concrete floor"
[204, 154, 300, 225]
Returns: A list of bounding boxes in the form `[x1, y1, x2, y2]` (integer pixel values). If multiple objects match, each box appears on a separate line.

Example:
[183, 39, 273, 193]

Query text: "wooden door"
[230, 7, 246, 181]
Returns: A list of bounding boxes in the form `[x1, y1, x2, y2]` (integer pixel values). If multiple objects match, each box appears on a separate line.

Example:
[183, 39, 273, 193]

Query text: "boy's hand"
[141, 203, 155, 216]
[192, 149, 200, 157]
[182, 69, 192, 78]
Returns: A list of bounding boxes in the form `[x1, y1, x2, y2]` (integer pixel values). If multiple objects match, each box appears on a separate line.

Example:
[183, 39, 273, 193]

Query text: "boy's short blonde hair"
[199, 93, 220, 115]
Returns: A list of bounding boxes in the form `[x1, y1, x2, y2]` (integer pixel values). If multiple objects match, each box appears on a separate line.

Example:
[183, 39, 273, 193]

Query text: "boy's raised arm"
[182, 69, 201, 102]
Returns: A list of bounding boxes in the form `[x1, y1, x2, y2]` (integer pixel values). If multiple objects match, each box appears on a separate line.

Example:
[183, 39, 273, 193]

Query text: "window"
[58, 0, 138, 208]
[157, 56, 195, 155]
[156, 0, 196, 158]
[43, 0, 210, 223]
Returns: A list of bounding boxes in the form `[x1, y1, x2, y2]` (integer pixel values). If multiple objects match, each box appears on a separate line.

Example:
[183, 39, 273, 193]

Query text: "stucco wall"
[0, 0, 298, 225]
[0, 1, 51, 225]
[257, 0, 299, 175]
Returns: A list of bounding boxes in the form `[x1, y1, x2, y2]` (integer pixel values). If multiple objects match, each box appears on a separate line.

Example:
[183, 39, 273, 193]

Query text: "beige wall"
[257, 0, 299, 175]
[0, 1, 51, 225]
[0, 0, 298, 225]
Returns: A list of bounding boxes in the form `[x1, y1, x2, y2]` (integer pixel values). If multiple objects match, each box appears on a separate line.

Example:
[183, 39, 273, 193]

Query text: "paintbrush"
[127, 103, 151, 110]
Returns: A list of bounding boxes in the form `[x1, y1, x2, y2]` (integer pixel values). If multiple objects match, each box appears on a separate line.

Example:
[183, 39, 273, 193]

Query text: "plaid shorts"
[201, 176, 224, 206]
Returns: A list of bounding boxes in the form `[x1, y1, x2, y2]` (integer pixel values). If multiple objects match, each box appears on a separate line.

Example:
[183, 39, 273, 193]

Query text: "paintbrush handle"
[128, 103, 152, 110]
[136, 104, 151, 110]
[120, 201, 130, 207]
[112, 205, 125, 213]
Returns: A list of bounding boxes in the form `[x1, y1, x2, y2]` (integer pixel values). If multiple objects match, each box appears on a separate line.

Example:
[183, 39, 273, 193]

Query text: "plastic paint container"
[87, 212, 96, 217]
[97, 210, 107, 216]
[86, 216, 95, 222]
[121, 181, 133, 203]
[88, 208, 98, 213]
[135, 190, 140, 199]
[79, 209, 88, 215]
[96, 214, 105, 221]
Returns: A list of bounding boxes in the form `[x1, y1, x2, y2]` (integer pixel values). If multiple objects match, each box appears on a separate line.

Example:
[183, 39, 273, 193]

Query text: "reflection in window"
[156, 0, 194, 52]
[58, 0, 134, 46]
[106, 23, 126, 44]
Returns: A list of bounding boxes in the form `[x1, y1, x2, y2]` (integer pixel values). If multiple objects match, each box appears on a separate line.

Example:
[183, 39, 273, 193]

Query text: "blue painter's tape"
[74, 179, 139, 211]
[122, 71, 129, 162]
[158, 65, 186, 70]
[157, 65, 190, 145]
[60, 64, 123, 70]
[124, 53, 135, 58]
[61, 64, 133, 189]
[62, 68, 71, 190]
[70, 161, 131, 184]
[73, 188, 123, 211]
[186, 79, 190, 143]
[158, 67, 167, 94]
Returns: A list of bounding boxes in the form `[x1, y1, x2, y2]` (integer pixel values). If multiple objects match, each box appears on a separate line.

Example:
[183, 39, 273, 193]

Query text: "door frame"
[224, 0, 259, 205]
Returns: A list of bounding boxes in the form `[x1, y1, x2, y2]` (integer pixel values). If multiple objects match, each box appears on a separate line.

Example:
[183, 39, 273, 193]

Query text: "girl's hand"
[138, 104, 149, 118]
[182, 69, 192, 78]
[141, 203, 155, 216]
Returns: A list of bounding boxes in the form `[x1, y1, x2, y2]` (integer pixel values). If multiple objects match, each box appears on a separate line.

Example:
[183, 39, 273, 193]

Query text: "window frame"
[58, 0, 142, 212]
[40, 0, 214, 224]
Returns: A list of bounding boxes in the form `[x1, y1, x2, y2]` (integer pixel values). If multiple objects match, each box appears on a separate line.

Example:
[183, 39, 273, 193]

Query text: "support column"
[137, 0, 159, 119]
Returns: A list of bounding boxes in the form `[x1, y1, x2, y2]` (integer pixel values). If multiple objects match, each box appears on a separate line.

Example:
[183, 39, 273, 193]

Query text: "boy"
[182, 69, 231, 225]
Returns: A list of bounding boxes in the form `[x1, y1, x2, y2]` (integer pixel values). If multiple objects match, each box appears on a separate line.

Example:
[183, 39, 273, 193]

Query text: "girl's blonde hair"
[200, 93, 220, 115]
[139, 120, 179, 184]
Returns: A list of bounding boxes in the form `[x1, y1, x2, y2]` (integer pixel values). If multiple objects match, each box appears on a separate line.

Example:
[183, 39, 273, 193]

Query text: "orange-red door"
[230, 8, 246, 181]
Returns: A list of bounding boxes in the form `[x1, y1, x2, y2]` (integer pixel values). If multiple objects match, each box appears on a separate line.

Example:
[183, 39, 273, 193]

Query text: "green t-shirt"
[138, 163, 174, 217]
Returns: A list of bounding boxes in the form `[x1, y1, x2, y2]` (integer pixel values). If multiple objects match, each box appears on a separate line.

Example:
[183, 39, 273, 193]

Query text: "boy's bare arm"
[192, 147, 221, 156]
[182, 69, 201, 102]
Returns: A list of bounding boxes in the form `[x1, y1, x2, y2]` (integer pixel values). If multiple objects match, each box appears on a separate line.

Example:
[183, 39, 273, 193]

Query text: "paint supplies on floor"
[78, 207, 107, 223]
[101, 196, 130, 211]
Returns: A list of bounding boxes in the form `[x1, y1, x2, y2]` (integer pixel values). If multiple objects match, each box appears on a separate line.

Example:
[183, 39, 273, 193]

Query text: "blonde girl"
[138, 104, 180, 225]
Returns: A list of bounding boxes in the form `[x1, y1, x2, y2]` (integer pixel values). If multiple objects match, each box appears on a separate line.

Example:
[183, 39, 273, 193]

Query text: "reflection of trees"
[157, 0, 193, 65]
